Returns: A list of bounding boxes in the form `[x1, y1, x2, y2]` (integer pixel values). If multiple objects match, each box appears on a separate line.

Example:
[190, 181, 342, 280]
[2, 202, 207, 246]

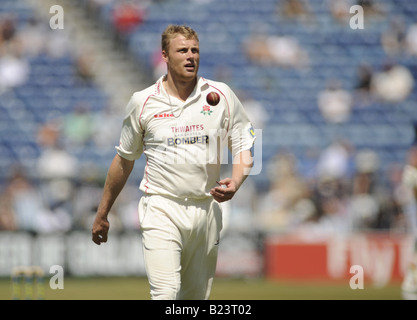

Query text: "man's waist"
[142, 192, 213, 204]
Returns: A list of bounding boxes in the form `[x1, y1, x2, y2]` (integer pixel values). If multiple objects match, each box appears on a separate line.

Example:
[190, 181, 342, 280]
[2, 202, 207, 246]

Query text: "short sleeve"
[115, 94, 144, 161]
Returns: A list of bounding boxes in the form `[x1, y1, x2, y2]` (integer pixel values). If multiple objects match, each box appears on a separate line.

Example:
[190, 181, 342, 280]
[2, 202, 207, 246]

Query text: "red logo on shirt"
[201, 105, 213, 116]
[154, 113, 174, 118]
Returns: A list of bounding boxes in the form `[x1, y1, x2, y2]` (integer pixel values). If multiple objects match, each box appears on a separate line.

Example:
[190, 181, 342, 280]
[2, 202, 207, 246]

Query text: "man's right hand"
[92, 215, 110, 245]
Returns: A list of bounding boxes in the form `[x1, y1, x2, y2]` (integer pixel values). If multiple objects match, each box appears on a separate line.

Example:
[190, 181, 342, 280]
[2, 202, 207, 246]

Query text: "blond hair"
[161, 25, 199, 53]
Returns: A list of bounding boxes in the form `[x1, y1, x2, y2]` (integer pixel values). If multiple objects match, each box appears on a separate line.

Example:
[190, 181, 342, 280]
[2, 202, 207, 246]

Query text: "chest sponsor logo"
[154, 113, 174, 118]
[171, 124, 204, 134]
[167, 135, 209, 146]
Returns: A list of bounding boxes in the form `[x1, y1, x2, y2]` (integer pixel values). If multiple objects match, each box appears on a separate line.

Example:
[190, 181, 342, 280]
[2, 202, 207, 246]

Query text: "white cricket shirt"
[116, 75, 256, 199]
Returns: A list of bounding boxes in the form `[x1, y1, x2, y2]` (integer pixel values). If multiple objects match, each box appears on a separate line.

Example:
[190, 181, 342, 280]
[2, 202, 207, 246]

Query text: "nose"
[186, 50, 195, 60]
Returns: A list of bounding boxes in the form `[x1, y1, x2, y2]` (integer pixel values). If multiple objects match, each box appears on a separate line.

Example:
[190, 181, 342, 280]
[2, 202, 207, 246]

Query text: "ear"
[162, 50, 168, 63]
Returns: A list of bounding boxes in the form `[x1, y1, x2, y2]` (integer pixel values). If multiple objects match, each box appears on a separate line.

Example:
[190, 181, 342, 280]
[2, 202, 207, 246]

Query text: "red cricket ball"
[206, 92, 220, 106]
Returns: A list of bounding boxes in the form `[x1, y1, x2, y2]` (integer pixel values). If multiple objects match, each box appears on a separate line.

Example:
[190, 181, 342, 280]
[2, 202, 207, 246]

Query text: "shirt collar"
[156, 75, 209, 100]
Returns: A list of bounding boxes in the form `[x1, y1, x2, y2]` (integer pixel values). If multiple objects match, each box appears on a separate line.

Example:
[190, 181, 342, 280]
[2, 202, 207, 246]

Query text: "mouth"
[184, 63, 196, 72]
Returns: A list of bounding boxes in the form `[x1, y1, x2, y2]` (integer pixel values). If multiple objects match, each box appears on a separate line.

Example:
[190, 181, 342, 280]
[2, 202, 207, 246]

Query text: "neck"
[164, 74, 197, 102]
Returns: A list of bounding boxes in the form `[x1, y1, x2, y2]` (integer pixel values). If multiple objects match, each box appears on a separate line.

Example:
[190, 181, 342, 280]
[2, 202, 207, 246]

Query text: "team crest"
[201, 105, 213, 116]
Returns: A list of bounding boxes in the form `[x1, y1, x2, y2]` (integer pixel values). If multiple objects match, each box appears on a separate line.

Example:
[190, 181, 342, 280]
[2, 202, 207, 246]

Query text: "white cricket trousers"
[138, 194, 223, 300]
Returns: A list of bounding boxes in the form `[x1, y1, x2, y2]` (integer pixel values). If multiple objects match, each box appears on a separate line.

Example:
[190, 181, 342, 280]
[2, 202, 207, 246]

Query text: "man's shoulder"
[201, 77, 231, 92]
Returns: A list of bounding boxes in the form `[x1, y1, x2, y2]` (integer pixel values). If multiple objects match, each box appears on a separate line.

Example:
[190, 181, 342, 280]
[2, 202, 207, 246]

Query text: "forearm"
[231, 149, 253, 190]
[96, 154, 134, 218]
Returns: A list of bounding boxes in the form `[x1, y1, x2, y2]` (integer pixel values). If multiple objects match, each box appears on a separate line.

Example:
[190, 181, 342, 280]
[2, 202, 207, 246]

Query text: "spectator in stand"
[36, 138, 78, 233]
[353, 63, 375, 106]
[380, 16, 407, 57]
[257, 151, 311, 234]
[405, 23, 417, 57]
[242, 33, 271, 66]
[357, 0, 386, 19]
[0, 49, 30, 93]
[74, 49, 96, 85]
[0, 165, 72, 233]
[36, 119, 61, 150]
[0, 166, 39, 232]
[71, 163, 125, 232]
[0, 194, 17, 230]
[0, 17, 30, 93]
[15, 16, 46, 58]
[36, 136, 79, 185]
[112, 0, 146, 45]
[300, 143, 353, 236]
[85, 0, 113, 20]
[62, 103, 94, 148]
[316, 139, 355, 183]
[35, 118, 77, 232]
[348, 149, 381, 231]
[0, 16, 16, 42]
[379, 162, 408, 232]
[0, 170, 18, 230]
[243, 32, 309, 69]
[328, 0, 351, 25]
[91, 104, 122, 148]
[310, 177, 351, 235]
[371, 61, 414, 104]
[317, 79, 353, 124]
[278, 0, 315, 25]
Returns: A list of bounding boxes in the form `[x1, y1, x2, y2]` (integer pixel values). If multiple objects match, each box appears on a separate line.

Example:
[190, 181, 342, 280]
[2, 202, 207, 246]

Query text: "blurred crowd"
[0, 6, 125, 233]
[0, 0, 416, 241]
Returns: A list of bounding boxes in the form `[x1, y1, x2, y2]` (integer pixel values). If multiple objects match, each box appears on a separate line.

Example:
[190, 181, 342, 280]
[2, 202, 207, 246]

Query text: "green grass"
[0, 276, 404, 300]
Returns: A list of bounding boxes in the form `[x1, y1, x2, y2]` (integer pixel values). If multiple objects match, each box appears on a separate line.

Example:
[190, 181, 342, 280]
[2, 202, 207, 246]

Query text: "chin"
[182, 73, 198, 81]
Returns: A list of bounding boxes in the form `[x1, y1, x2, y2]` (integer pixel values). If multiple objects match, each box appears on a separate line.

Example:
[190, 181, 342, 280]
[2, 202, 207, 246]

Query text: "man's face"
[163, 35, 199, 82]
